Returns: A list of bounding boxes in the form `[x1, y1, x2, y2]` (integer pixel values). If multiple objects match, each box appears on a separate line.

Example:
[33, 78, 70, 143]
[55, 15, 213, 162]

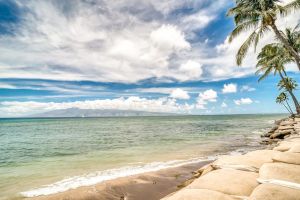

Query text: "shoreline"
[162, 116, 300, 200]
[22, 116, 300, 200]
[23, 160, 211, 200]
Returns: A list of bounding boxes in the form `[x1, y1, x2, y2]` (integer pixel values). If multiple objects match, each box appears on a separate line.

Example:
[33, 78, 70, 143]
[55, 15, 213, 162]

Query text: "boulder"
[259, 162, 300, 183]
[249, 183, 300, 200]
[272, 151, 300, 165]
[278, 125, 294, 130]
[285, 137, 300, 142]
[288, 144, 300, 153]
[280, 121, 296, 126]
[161, 189, 240, 200]
[275, 118, 287, 125]
[214, 150, 277, 170]
[196, 164, 214, 177]
[261, 132, 273, 138]
[295, 118, 300, 122]
[270, 130, 294, 139]
[273, 141, 296, 151]
[187, 169, 259, 196]
[245, 150, 279, 162]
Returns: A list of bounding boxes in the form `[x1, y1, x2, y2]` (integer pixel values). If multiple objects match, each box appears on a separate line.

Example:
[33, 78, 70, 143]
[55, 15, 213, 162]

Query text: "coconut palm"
[284, 25, 300, 53]
[256, 44, 300, 114]
[278, 77, 298, 92]
[227, 0, 300, 70]
[276, 92, 294, 115]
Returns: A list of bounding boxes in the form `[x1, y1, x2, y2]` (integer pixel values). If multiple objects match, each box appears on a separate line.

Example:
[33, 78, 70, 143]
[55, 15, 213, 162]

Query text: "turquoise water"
[0, 114, 285, 199]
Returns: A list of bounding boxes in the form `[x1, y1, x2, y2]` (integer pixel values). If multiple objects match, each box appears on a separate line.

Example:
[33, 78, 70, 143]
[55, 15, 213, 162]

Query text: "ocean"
[0, 114, 285, 199]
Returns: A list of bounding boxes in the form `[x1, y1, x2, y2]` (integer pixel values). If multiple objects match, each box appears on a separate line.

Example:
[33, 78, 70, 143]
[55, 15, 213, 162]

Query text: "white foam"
[21, 157, 214, 197]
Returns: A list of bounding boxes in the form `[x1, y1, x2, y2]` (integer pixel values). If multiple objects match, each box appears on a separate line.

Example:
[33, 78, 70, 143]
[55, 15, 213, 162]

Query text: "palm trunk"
[270, 23, 300, 71]
[279, 71, 300, 114]
[283, 102, 293, 114]
[285, 101, 294, 115]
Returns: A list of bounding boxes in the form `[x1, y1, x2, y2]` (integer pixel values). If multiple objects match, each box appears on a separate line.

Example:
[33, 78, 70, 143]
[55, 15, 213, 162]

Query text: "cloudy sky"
[0, 0, 299, 117]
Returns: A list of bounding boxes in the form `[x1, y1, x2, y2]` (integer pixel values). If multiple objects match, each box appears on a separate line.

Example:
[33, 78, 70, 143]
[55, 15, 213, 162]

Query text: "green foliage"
[276, 92, 288, 104]
[227, 0, 300, 65]
[255, 43, 292, 81]
[278, 77, 298, 91]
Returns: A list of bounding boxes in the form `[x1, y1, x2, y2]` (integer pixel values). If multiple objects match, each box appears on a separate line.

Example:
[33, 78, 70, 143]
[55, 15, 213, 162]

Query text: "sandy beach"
[24, 161, 211, 200]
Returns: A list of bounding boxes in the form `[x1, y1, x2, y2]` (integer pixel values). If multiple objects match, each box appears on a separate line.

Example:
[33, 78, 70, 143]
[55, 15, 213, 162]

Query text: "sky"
[0, 0, 299, 117]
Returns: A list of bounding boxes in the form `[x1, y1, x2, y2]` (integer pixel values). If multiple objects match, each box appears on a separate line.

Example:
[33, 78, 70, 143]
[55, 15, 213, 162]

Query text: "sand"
[24, 161, 211, 200]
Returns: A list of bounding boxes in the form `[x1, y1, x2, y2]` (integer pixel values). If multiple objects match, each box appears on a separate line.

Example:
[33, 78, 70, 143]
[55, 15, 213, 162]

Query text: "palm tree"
[277, 78, 299, 114]
[256, 44, 300, 114]
[227, 0, 300, 70]
[276, 92, 294, 115]
[284, 25, 300, 53]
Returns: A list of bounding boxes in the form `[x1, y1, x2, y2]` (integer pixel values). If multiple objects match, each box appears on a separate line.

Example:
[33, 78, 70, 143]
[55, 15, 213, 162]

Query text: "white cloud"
[0, 97, 195, 117]
[0, 0, 239, 84]
[221, 102, 227, 108]
[150, 24, 190, 51]
[174, 60, 203, 82]
[234, 98, 253, 105]
[222, 83, 237, 93]
[1, 0, 298, 84]
[241, 85, 256, 92]
[196, 89, 217, 109]
[170, 88, 190, 99]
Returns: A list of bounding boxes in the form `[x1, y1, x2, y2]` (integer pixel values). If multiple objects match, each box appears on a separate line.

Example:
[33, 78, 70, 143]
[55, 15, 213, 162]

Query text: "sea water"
[0, 114, 285, 199]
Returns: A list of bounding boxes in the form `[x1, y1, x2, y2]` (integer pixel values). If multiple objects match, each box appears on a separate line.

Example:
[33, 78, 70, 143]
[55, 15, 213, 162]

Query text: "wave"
[20, 156, 216, 197]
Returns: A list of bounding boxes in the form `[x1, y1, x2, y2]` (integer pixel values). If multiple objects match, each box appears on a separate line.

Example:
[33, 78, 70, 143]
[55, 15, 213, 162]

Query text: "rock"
[288, 144, 300, 153]
[278, 125, 294, 130]
[273, 141, 297, 151]
[249, 183, 300, 200]
[261, 132, 273, 138]
[187, 169, 259, 196]
[295, 117, 300, 122]
[268, 125, 279, 132]
[272, 151, 300, 165]
[259, 162, 300, 183]
[197, 164, 214, 177]
[161, 189, 240, 200]
[270, 130, 293, 139]
[260, 138, 274, 144]
[280, 121, 296, 126]
[214, 150, 277, 169]
[275, 118, 287, 125]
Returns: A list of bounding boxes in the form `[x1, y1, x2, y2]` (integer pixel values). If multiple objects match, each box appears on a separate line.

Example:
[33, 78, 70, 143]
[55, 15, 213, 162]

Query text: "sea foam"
[20, 157, 214, 197]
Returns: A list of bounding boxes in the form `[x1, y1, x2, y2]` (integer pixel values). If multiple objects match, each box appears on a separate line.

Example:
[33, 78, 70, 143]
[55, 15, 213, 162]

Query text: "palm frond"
[236, 31, 257, 65]
[229, 20, 260, 42]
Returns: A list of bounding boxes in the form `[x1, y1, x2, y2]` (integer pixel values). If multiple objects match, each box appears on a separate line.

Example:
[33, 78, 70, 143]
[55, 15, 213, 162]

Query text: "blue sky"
[0, 0, 299, 117]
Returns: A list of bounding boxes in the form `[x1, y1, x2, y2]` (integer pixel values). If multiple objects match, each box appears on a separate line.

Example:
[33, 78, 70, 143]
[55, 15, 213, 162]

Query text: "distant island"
[28, 108, 175, 118]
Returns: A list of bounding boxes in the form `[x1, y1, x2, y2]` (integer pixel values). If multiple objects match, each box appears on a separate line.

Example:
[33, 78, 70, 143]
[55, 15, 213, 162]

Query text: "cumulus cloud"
[196, 89, 217, 109]
[174, 60, 203, 82]
[0, 96, 195, 117]
[241, 85, 256, 92]
[170, 88, 190, 99]
[0, 0, 226, 83]
[150, 24, 190, 51]
[234, 98, 253, 105]
[222, 83, 237, 94]
[1, 0, 298, 85]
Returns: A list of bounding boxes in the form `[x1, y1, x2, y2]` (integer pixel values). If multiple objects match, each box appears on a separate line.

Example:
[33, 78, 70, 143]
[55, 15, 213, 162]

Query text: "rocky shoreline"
[261, 116, 300, 144]
[161, 116, 300, 200]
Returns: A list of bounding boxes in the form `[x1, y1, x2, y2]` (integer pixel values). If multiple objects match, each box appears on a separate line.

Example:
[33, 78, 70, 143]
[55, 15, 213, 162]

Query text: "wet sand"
[25, 161, 211, 200]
